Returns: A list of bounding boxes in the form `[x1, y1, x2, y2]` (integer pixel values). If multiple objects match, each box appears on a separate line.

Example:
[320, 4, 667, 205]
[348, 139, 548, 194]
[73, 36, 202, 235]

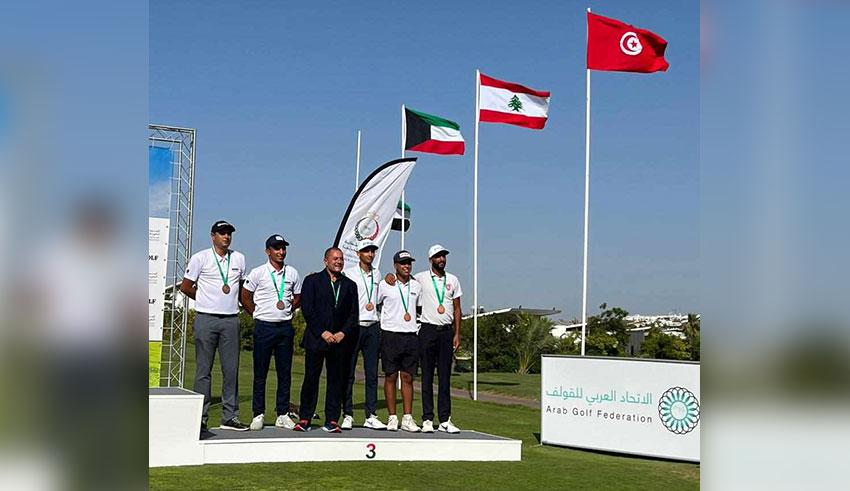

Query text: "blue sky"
[150, 0, 698, 319]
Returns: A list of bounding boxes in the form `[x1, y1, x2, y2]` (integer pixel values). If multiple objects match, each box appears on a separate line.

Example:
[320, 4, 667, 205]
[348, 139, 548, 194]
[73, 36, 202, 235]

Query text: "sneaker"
[401, 414, 420, 432]
[293, 419, 311, 432]
[364, 414, 387, 430]
[386, 415, 399, 431]
[220, 417, 250, 431]
[250, 414, 265, 431]
[421, 420, 434, 433]
[341, 414, 354, 430]
[321, 421, 342, 433]
[438, 417, 461, 434]
[275, 414, 295, 429]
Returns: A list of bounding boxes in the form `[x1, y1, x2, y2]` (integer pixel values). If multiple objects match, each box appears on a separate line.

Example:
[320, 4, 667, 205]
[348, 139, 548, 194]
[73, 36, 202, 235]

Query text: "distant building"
[549, 313, 699, 355]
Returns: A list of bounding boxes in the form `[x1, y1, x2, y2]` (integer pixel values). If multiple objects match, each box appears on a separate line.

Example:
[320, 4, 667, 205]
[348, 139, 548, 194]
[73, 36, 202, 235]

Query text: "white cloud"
[148, 181, 170, 217]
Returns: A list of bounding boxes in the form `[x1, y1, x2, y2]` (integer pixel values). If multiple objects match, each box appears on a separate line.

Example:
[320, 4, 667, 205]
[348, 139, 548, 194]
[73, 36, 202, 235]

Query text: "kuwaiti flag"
[404, 107, 465, 155]
[479, 73, 550, 129]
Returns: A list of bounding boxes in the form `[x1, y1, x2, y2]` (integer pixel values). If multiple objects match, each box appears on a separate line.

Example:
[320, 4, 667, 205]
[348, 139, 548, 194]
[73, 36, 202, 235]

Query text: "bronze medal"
[403, 312, 411, 322]
[437, 305, 446, 314]
[365, 302, 374, 311]
[222, 284, 231, 294]
[276, 300, 285, 310]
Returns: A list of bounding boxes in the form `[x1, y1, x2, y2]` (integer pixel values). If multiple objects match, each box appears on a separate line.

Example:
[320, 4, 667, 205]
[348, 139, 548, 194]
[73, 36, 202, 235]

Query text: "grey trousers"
[193, 312, 241, 424]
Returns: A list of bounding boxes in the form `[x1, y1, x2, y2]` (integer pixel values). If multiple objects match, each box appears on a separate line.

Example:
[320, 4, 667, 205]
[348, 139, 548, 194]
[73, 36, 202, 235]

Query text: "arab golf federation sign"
[540, 355, 700, 462]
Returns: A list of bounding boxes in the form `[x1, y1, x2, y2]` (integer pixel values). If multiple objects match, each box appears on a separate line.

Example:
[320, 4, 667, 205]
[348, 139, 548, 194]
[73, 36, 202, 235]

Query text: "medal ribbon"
[397, 281, 410, 316]
[330, 277, 341, 307]
[431, 273, 446, 307]
[214, 250, 231, 287]
[359, 267, 374, 304]
[269, 265, 287, 302]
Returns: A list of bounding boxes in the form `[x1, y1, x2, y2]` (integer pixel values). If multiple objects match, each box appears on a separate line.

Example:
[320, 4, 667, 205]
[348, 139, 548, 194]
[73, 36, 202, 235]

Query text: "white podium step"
[149, 387, 204, 467]
[201, 426, 522, 464]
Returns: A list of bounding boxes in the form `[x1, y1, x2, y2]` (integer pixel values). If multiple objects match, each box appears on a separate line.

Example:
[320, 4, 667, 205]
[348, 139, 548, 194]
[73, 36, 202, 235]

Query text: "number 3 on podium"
[366, 443, 376, 459]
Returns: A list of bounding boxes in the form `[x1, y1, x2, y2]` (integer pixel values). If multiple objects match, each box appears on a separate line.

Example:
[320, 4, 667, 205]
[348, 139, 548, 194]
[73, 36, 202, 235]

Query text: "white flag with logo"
[334, 158, 417, 268]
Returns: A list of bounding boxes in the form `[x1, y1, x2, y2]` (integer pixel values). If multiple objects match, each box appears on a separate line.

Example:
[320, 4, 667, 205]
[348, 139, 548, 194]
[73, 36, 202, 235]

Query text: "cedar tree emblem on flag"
[508, 95, 523, 112]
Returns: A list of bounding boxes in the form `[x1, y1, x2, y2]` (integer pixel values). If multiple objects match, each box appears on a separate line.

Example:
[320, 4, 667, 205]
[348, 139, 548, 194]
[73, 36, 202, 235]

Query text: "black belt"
[422, 323, 453, 331]
[199, 312, 238, 318]
[359, 321, 379, 327]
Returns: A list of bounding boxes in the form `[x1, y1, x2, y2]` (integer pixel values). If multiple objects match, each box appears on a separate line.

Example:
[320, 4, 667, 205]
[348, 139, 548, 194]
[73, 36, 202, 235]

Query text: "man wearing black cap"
[293, 247, 359, 433]
[376, 250, 422, 432]
[180, 220, 248, 432]
[341, 239, 387, 430]
[241, 234, 302, 431]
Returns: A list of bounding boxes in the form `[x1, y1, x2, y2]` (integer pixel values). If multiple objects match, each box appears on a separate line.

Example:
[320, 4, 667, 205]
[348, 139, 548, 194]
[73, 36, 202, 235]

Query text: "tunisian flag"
[587, 12, 669, 73]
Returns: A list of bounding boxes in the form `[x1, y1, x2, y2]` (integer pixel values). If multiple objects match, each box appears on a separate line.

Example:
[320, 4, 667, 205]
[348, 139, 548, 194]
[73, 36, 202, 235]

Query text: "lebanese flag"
[478, 73, 550, 130]
[404, 107, 465, 155]
[587, 12, 669, 73]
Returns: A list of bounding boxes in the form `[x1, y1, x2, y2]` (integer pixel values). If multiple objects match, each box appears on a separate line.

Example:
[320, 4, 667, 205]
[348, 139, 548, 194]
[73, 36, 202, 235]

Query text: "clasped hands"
[321, 330, 345, 344]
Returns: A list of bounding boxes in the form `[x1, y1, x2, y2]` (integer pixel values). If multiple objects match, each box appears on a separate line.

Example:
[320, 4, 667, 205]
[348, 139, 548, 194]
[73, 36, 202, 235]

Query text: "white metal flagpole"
[355, 130, 361, 190]
[581, 8, 592, 356]
[400, 105, 406, 250]
[473, 69, 481, 400]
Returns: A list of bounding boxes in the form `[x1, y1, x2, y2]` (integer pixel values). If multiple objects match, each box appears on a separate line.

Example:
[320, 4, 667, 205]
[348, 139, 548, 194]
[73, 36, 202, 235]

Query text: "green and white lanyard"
[397, 280, 411, 320]
[213, 249, 231, 293]
[269, 265, 287, 308]
[359, 267, 375, 305]
[431, 273, 446, 308]
[330, 276, 341, 308]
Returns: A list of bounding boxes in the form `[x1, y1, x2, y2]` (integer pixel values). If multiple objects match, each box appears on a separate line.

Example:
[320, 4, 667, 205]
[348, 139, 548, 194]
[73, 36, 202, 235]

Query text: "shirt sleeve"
[243, 267, 258, 292]
[184, 252, 202, 281]
[292, 268, 303, 295]
[375, 281, 386, 305]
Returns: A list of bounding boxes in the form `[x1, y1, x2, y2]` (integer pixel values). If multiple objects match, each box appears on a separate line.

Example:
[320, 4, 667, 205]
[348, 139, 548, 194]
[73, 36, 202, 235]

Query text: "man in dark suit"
[293, 247, 359, 433]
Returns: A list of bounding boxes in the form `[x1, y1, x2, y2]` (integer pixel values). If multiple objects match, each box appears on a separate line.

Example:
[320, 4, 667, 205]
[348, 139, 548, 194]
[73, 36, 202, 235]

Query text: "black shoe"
[220, 418, 250, 431]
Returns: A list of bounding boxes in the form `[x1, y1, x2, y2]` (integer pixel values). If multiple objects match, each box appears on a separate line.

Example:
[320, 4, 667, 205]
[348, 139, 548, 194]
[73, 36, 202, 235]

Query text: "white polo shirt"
[376, 277, 421, 333]
[343, 264, 381, 324]
[184, 248, 246, 315]
[243, 262, 302, 322]
[414, 270, 463, 325]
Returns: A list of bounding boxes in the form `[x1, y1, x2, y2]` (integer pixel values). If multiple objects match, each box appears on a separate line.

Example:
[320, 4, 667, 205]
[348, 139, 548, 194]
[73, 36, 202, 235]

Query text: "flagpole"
[473, 69, 481, 401]
[355, 130, 361, 190]
[401, 104, 406, 251]
[581, 8, 592, 356]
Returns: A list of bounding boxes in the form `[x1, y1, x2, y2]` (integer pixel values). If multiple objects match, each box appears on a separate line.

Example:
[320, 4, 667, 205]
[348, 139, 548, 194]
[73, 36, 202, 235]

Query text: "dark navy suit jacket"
[299, 269, 359, 352]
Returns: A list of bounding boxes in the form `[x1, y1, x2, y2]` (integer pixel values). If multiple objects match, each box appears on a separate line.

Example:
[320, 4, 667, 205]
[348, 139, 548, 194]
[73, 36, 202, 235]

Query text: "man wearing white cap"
[414, 244, 463, 433]
[340, 239, 387, 430]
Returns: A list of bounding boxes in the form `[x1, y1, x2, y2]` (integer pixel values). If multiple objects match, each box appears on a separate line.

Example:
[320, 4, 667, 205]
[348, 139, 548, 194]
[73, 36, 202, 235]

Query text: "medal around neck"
[222, 284, 231, 294]
[365, 302, 374, 311]
[276, 300, 285, 310]
[403, 312, 412, 322]
[437, 305, 446, 314]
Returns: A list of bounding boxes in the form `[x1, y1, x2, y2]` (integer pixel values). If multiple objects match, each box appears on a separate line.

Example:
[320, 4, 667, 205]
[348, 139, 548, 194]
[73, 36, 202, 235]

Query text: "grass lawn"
[450, 371, 541, 401]
[150, 346, 699, 490]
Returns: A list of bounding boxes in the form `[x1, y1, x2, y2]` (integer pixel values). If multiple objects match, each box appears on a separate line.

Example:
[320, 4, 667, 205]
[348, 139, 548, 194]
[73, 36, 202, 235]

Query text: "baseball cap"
[393, 250, 415, 263]
[357, 239, 379, 251]
[211, 220, 235, 233]
[428, 244, 450, 258]
[265, 234, 290, 249]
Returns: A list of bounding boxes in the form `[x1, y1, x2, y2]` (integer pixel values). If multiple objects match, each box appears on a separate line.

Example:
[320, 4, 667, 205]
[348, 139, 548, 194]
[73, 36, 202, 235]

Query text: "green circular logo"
[658, 387, 700, 435]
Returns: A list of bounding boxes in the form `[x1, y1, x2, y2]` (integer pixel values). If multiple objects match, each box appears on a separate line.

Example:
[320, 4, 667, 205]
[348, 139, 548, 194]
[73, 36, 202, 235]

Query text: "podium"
[150, 388, 522, 467]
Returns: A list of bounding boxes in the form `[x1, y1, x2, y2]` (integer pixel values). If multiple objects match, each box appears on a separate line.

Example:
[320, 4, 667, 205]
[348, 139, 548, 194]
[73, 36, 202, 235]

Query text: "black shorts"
[380, 331, 419, 375]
